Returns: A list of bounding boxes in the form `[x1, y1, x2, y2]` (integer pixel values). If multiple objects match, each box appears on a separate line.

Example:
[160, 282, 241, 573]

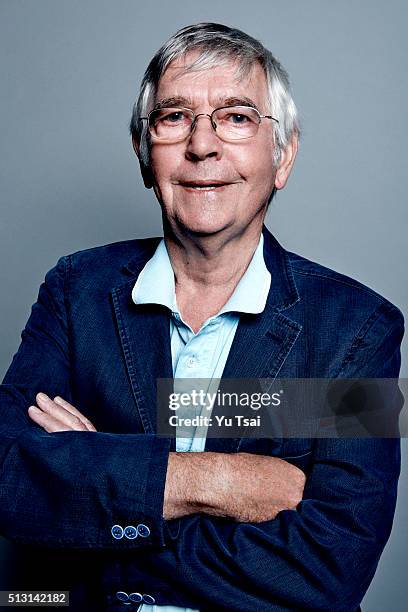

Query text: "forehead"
[155, 52, 269, 110]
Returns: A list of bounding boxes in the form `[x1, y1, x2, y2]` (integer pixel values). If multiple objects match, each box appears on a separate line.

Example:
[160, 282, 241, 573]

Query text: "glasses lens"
[213, 106, 260, 140]
[148, 108, 193, 141]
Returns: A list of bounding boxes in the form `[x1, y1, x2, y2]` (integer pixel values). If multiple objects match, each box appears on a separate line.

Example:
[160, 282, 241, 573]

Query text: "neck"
[164, 225, 263, 292]
[162, 224, 263, 333]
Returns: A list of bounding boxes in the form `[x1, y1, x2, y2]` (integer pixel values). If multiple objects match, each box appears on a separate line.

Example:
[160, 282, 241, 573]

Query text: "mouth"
[177, 180, 234, 191]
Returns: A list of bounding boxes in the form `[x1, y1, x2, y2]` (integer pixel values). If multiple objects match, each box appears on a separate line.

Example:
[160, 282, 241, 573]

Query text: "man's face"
[143, 53, 294, 240]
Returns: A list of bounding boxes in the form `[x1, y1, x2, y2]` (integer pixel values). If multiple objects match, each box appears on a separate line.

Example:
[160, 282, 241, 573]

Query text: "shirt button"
[142, 594, 156, 605]
[124, 525, 138, 539]
[187, 356, 197, 368]
[129, 592, 143, 603]
[116, 591, 129, 602]
[137, 523, 151, 538]
[111, 524, 124, 539]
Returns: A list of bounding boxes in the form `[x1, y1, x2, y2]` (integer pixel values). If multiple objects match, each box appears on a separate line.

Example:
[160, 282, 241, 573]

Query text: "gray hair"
[130, 22, 299, 175]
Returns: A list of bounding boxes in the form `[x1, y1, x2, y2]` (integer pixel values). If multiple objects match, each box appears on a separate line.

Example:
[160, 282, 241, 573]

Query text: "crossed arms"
[28, 392, 306, 524]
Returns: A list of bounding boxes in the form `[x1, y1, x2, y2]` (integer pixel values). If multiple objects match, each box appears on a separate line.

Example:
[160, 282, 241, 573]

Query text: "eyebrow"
[221, 96, 258, 109]
[154, 96, 192, 109]
[154, 95, 259, 110]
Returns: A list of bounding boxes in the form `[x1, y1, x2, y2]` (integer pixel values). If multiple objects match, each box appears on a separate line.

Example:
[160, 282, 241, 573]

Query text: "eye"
[160, 110, 188, 124]
[226, 112, 250, 124]
[216, 107, 259, 127]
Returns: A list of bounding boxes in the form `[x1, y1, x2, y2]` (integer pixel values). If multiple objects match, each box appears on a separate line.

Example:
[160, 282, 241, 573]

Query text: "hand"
[164, 451, 306, 523]
[28, 393, 97, 433]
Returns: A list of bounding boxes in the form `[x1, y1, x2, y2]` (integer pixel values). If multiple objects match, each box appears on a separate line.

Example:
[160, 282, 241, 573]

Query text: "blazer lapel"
[222, 225, 302, 379]
[205, 227, 302, 452]
[111, 242, 173, 435]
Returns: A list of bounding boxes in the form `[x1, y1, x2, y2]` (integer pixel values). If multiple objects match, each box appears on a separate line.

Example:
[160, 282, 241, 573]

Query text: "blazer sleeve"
[119, 302, 404, 611]
[0, 257, 172, 550]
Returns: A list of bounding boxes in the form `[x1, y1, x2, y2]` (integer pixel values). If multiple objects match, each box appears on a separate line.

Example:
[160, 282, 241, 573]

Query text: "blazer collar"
[261, 225, 299, 311]
[121, 237, 162, 277]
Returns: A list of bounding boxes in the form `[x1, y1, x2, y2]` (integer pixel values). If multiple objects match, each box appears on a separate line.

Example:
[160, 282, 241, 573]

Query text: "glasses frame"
[139, 105, 279, 143]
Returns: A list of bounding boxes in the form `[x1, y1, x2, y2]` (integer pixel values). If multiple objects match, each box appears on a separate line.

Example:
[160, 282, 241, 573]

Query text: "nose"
[185, 114, 223, 162]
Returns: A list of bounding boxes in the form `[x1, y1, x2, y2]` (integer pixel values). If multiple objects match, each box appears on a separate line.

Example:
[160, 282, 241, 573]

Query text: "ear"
[132, 135, 153, 189]
[274, 130, 298, 190]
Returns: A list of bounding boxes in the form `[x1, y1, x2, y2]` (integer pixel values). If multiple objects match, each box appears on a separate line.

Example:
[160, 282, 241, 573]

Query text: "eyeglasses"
[139, 105, 279, 143]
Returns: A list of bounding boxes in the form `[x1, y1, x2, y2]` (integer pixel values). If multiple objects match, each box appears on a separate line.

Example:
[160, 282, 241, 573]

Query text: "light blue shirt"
[132, 234, 270, 612]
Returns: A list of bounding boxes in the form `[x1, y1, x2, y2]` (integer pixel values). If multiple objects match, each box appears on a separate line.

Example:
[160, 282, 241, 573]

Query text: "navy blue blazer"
[0, 226, 404, 611]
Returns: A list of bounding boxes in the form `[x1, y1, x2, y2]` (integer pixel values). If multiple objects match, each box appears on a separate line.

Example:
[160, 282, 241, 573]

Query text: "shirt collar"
[131, 234, 271, 316]
[131, 239, 177, 311]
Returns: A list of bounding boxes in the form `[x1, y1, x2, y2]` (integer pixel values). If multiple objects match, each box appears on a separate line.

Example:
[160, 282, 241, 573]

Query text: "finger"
[35, 393, 88, 431]
[28, 405, 85, 433]
[53, 396, 97, 431]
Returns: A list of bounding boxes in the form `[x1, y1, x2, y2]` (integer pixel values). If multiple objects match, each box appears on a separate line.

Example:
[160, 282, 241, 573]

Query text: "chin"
[176, 214, 234, 237]
[181, 226, 224, 238]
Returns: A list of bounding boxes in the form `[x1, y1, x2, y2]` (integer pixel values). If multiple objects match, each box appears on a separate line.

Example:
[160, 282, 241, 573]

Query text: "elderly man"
[0, 22, 404, 612]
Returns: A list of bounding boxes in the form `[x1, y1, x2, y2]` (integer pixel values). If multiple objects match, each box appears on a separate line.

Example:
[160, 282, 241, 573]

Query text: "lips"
[177, 180, 233, 190]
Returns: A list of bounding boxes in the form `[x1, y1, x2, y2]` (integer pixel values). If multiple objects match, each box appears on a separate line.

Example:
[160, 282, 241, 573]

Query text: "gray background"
[1, 0, 407, 609]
